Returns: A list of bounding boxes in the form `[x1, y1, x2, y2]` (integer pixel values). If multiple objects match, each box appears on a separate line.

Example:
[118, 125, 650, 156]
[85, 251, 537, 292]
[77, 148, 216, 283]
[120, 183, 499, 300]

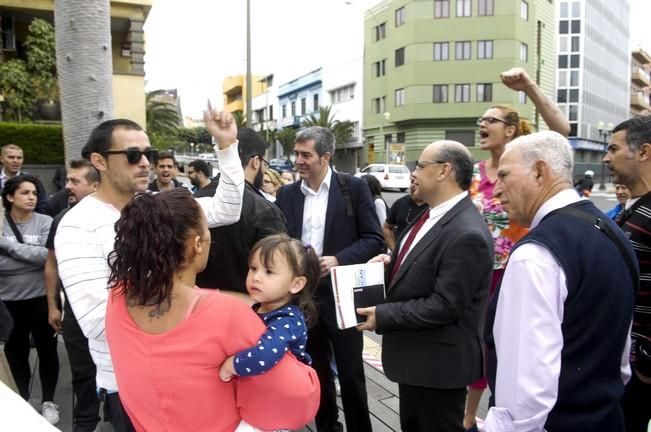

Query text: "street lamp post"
[597, 120, 614, 191]
[383, 111, 391, 163]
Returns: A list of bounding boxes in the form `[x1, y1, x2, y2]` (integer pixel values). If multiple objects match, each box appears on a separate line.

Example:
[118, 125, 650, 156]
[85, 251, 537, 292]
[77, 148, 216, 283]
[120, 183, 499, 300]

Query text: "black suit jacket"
[276, 171, 384, 287]
[376, 195, 493, 389]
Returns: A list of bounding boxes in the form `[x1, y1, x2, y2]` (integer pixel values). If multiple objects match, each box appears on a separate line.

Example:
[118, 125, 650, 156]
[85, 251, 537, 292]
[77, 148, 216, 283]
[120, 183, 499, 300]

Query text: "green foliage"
[146, 93, 181, 134]
[24, 18, 57, 101]
[274, 127, 296, 156]
[0, 60, 36, 122]
[0, 122, 64, 164]
[301, 106, 354, 150]
[232, 111, 247, 129]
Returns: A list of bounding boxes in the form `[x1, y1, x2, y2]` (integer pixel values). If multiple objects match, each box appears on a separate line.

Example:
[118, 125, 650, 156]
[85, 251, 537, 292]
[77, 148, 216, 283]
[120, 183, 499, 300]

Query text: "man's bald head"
[422, 140, 474, 190]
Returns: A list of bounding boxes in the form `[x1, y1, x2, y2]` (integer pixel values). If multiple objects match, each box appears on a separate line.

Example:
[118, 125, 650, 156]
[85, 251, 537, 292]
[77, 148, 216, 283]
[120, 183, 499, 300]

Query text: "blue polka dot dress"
[233, 304, 311, 377]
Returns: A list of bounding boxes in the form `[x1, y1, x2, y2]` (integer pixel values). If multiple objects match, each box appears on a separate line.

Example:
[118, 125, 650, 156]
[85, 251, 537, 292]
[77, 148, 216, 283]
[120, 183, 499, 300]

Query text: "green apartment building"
[363, 0, 556, 164]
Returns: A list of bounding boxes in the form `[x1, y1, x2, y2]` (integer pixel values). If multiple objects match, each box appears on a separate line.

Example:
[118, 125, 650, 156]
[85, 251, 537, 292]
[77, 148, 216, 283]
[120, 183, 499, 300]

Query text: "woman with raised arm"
[105, 188, 319, 432]
[464, 68, 570, 432]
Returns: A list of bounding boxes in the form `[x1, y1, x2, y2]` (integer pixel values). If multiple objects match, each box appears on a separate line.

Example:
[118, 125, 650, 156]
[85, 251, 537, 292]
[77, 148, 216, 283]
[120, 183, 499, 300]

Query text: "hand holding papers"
[330, 262, 386, 329]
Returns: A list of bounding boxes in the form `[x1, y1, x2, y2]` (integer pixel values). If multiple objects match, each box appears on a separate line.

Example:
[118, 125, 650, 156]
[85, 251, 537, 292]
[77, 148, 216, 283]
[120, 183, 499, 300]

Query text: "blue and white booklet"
[330, 261, 386, 329]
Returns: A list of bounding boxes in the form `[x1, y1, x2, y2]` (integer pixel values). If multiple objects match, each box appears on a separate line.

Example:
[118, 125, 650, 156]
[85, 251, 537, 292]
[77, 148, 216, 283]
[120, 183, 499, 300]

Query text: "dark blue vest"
[485, 200, 637, 431]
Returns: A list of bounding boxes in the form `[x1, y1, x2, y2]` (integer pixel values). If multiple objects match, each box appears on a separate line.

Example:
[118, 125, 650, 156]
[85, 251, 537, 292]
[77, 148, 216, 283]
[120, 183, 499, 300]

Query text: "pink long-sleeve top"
[105, 288, 320, 432]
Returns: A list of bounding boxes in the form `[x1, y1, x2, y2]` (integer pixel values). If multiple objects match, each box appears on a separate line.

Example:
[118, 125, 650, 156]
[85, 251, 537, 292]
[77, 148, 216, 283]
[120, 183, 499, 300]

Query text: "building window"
[433, 42, 449, 61]
[282, 104, 287, 118]
[395, 88, 405, 106]
[477, 83, 493, 102]
[455, 41, 471, 60]
[520, 43, 528, 62]
[455, 84, 470, 102]
[313, 94, 319, 112]
[395, 7, 406, 26]
[373, 96, 386, 114]
[478, 0, 494, 16]
[558, 55, 568, 68]
[268, 105, 273, 120]
[520, 0, 529, 20]
[570, 70, 579, 86]
[569, 104, 578, 121]
[434, 0, 450, 18]
[570, 54, 580, 68]
[433, 85, 448, 103]
[330, 84, 355, 104]
[456, 0, 471, 17]
[291, 101, 296, 116]
[396, 132, 406, 143]
[560, 2, 568, 18]
[395, 47, 405, 67]
[571, 1, 580, 17]
[519, 91, 527, 104]
[559, 21, 569, 34]
[477, 40, 493, 59]
[300, 98, 306, 115]
[374, 22, 386, 41]
[557, 89, 567, 103]
[569, 89, 579, 103]
[571, 36, 579, 52]
[373, 59, 387, 77]
[571, 20, 580, 33]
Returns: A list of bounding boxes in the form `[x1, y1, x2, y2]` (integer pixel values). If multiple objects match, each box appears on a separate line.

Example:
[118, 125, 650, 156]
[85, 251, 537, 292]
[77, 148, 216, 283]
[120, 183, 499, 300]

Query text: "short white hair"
[506, 131, 574, 181]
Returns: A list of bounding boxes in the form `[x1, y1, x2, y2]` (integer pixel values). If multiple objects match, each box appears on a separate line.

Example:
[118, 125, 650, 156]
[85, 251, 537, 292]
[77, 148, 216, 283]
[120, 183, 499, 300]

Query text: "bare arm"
[44, 250, 62, 332]
[501, 67, 571, 137]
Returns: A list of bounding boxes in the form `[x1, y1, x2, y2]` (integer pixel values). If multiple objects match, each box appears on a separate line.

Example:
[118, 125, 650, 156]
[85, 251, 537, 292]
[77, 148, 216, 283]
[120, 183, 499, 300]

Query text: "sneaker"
[41, 401, 60, 425]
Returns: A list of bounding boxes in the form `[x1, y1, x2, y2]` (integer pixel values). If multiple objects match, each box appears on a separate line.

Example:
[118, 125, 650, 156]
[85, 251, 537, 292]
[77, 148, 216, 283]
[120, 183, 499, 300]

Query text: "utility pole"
[245, 0, 252, 128]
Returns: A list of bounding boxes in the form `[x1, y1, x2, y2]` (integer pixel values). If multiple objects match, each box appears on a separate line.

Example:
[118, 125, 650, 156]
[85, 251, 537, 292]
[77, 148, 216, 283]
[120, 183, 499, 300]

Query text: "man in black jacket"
[196, 128, 286, 293]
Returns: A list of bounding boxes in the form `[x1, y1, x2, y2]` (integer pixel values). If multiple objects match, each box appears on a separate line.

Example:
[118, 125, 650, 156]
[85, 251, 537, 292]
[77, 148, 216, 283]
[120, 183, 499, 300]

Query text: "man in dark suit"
[358, 140, 493, 432]
[276, 126, 384, 432]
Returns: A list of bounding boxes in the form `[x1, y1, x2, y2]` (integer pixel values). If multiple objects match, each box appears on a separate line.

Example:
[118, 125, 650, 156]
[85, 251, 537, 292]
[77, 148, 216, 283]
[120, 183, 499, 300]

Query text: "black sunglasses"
[101, 148, 158, 165]
[476, 116, 513, 126]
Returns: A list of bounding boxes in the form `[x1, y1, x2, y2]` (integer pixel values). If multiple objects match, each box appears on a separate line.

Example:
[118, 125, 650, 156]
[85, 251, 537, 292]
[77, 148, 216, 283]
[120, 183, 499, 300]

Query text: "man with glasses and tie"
[54, 112, 244, 431]
[357, 140, 493, 432]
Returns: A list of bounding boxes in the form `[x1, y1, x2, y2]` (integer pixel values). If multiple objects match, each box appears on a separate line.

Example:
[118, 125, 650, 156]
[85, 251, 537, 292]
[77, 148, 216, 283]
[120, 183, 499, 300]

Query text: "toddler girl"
[219, 234, 319, 431]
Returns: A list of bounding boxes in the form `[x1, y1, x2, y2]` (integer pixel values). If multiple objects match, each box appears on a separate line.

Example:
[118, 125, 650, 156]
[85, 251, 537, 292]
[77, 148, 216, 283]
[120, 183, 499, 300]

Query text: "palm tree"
[273, 127, 296, 157]
[55, 0, 113, 162]
[301, 106, 354, 151]
[232, 111, 247, 129]
[146, 92, 181, 134]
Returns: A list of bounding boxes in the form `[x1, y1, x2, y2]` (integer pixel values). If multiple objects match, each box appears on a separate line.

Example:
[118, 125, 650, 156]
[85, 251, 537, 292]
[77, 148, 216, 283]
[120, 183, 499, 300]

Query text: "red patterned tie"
[389, 209, 430, 281]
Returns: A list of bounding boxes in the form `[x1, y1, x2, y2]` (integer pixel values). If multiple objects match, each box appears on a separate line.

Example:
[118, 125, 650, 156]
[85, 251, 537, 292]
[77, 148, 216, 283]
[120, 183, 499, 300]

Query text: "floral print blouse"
[469, 160, 528, 269]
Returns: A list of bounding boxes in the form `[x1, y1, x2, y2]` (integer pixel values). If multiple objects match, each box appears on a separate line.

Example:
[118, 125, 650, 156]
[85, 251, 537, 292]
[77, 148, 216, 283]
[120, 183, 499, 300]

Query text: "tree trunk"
[55, 0, 113, 163]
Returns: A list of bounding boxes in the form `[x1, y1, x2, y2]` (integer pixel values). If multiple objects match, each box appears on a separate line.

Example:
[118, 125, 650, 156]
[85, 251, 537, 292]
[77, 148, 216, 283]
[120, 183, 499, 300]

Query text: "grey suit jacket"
[376, 195, 493, 389]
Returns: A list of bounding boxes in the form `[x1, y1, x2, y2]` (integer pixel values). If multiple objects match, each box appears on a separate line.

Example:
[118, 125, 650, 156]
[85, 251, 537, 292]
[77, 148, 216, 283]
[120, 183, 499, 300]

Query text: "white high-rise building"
[555, 0, 630, 141]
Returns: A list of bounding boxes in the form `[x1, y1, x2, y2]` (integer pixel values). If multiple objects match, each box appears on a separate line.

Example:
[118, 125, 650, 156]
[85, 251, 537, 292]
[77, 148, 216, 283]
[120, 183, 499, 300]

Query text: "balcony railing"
[631, 67, 650, 87]
[631, 91, 650, 110]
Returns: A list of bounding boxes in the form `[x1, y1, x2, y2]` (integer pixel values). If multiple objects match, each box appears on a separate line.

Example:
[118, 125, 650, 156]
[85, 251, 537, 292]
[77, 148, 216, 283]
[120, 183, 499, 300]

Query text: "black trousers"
[4, 296, 59, 402]
[621, 372, 651, 432]
[398, 383, 466, 432]
[307, 281, 372, 432]
[62, 299, 100, 432]
[99, 390, 136, 432]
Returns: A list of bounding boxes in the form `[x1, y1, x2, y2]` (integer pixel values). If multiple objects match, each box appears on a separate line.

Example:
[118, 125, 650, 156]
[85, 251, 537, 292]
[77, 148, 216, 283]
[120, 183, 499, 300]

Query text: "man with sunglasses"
[54, 110, 244, 431]
[196, 127, 286, 294]
[357, 140, 493, 432]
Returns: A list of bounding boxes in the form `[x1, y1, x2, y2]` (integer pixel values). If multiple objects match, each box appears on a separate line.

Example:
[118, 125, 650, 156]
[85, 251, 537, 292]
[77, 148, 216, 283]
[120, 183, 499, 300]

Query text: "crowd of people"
[0, 66, 649, 432]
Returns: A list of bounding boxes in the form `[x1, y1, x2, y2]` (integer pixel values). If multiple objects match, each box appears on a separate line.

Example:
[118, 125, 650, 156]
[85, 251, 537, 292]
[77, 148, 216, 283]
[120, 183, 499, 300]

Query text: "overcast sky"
[143, 0, 651, 119]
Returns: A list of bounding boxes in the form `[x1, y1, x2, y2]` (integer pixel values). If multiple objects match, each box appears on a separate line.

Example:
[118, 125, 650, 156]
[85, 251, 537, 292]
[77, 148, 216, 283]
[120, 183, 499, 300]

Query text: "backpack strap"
[336, 172, 354, 218]
[546, 206, 639, 291]
[5, 215, 24, 244]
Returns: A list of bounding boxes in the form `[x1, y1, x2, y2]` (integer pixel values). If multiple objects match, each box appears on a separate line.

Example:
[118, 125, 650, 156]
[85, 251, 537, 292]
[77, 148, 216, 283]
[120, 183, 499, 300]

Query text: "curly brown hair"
[250, 234, 319, 327]
[107, 188, 204, 307]
[491, 104, 532, 138]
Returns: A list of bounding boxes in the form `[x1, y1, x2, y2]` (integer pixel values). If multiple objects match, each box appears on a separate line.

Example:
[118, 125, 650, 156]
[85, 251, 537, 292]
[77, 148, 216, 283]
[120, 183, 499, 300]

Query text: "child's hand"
[219, 356, 237, 382]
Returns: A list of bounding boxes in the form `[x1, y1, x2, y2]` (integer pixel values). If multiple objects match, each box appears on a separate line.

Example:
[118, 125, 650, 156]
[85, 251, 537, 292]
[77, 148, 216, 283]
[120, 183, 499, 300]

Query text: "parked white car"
[355, 164, 411, 192]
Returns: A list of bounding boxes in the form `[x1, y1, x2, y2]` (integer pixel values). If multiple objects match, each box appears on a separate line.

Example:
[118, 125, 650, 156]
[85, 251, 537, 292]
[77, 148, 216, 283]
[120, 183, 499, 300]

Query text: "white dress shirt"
[300, 167, 332, 257]
[484, 189, 631, 432]
[55, 142, 244, 391]
[396, 191, 468, 266]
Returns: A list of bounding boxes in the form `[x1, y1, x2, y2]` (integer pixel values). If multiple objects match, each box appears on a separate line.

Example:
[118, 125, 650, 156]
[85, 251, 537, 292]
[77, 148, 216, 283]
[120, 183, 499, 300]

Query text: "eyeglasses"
[101, 148, 158, 165]
[415, 160, 447, 170]
[249, 154, 270, 168]
[476, 116, 513, 126]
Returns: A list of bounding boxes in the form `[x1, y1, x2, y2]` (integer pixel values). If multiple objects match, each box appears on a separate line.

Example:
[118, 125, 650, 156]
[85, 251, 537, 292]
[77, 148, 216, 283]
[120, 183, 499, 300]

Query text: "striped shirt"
[618, 191, 651, 373]
[54, 142, 244, 391]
